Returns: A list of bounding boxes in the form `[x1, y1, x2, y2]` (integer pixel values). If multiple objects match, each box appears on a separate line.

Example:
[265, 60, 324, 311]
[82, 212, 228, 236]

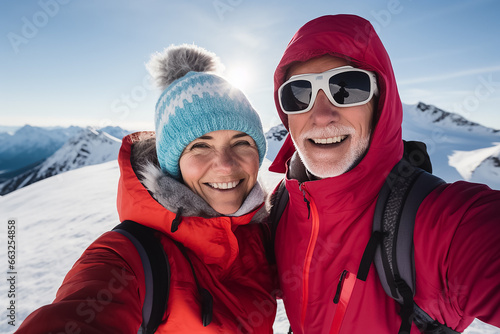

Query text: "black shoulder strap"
[113, 220, 170, 334]
[358, 159, 460, 333]
[372, 159, 444, 304]
[267, 179, 289, 264]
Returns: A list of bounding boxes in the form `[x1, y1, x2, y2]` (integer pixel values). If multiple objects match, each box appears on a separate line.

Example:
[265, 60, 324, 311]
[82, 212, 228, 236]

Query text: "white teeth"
[312, 135, 347, 144]
[208, 181, 240, 189]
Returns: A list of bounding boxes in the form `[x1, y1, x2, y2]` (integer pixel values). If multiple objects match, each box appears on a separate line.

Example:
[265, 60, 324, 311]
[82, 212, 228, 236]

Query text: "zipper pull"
[171, 207, 183, 232]
[299, 183, 311, 219]
[333, 270, 348, 304]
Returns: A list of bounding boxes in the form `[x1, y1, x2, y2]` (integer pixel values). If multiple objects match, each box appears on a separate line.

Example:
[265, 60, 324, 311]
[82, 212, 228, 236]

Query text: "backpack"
[112, 220, 213, 333]
[268, 141, 460, 334]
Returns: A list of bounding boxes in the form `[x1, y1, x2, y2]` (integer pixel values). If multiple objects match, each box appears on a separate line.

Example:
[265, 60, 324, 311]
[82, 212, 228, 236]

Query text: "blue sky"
[1, 0, 500, 131]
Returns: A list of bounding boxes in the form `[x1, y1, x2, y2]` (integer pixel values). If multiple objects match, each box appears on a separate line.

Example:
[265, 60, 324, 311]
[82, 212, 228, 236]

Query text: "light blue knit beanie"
[146, 44, 267, 179]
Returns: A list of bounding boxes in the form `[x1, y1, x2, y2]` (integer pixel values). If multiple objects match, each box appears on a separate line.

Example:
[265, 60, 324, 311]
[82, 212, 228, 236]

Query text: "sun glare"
[226, 66, 253, 91]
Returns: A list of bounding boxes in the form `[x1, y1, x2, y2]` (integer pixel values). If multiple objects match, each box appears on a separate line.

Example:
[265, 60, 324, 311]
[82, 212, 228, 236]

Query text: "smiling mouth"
[310, 135, 348, 145]
[206, 180, 242, 190]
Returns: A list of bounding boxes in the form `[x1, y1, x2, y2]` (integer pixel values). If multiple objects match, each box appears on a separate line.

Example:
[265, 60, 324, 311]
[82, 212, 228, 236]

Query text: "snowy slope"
[402, 102, 500, 188]
[0, 162, 120, 333]
[1, 159, 499, 334]
[0, 128, 122, 195]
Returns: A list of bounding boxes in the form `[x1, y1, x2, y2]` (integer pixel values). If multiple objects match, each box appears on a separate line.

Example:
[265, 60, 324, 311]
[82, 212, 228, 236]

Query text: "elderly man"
[269, 14, 500, 334]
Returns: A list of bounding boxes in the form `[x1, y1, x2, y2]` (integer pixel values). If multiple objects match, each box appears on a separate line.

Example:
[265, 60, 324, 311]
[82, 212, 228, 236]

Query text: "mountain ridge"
[1, 101, 499, 195]
[0, 127, 123, 195]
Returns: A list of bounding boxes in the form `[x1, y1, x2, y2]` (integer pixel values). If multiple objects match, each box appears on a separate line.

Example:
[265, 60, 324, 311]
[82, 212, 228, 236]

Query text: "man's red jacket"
[270, 14, 500, 334]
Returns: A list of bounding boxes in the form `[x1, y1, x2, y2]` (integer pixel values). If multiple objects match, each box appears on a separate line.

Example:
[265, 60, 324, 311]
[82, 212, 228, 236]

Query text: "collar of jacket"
[278, 147, 390, 213]
[116, 131, 267, 270]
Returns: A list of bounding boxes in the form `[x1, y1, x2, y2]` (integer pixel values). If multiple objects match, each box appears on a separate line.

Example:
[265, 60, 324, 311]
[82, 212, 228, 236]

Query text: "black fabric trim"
[113, 221, 170, 334]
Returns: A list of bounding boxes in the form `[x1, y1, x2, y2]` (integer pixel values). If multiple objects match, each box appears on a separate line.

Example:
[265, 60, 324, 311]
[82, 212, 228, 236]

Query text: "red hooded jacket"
[270, 15, 500, 333]
[16, 132, 277, 333]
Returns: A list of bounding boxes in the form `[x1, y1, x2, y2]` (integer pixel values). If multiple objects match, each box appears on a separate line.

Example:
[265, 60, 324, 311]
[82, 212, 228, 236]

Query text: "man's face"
[286, 55, 375, 178]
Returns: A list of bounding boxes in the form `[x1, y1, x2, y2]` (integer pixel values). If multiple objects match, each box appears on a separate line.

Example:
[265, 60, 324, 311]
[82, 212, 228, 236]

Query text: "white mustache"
[299, 124, 355, 140]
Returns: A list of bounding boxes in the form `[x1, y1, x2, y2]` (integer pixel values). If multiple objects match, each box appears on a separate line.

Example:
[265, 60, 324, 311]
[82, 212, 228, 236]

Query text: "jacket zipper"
[329, 270, 356, 334]
[333, 270, 348, 304]
[299, 183, 319, 333]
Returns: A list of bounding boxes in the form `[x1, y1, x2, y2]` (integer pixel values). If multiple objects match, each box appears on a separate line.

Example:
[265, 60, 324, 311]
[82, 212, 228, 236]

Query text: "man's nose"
[310, 89, 341, 125]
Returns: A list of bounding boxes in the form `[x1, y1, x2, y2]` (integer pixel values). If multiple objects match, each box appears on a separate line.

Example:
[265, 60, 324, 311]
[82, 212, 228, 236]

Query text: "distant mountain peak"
[415, 102, 499, 133]
[0, 128, 123, 195]
[265, 123, 288, 161]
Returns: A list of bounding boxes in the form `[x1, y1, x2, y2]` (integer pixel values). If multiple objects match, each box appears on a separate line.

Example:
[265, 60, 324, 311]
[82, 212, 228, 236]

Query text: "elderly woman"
[16, 45, 277, 333]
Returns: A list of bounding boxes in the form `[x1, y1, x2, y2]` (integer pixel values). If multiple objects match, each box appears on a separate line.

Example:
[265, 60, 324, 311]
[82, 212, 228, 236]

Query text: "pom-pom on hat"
[146, 44, 267, 179]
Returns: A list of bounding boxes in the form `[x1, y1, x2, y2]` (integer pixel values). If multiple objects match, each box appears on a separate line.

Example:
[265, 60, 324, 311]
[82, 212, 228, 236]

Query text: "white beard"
[292, 124, 371, 179]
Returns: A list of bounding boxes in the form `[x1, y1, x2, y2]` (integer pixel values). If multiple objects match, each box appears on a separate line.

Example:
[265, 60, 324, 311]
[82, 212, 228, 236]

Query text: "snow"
[402, 103, 500, 189]
[0, 162, 120, 332]
[1, 158, 499, 333]
[449, 143, 500, 183]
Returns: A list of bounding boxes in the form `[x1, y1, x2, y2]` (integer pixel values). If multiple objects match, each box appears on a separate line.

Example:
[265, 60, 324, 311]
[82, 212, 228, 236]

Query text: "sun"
[226, 66, 253, 91]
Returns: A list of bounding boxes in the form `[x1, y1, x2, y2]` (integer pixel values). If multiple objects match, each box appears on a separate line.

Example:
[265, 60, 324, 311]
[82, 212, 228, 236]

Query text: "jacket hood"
[116, 132, 267, 268]
[270, 14, 403, 185]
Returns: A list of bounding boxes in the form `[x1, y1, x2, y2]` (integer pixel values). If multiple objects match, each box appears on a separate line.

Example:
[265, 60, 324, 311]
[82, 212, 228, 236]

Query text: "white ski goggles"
[278, 66, 379, 114]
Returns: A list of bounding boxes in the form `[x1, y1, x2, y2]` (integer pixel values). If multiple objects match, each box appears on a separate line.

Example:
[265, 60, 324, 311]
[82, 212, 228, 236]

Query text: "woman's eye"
[191, 143, 210, 150]
[233, 140, 251, 147]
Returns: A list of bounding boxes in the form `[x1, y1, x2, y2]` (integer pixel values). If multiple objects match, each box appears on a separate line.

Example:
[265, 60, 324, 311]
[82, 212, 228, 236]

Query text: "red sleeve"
[15, 232, 146, 334]
[447, 183, 500, 327]
[414, 181, 500, 331]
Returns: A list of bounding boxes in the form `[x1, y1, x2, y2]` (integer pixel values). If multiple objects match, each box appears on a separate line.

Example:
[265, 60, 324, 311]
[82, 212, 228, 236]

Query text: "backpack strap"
[267, 179, 289, 264]
[373, 159, 444, 304]
[358, 159, 460, 333]
[113, 220, 170, 334]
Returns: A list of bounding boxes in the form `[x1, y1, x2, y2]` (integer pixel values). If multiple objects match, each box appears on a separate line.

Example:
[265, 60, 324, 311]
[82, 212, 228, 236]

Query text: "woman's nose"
[213, 149, 237, 172]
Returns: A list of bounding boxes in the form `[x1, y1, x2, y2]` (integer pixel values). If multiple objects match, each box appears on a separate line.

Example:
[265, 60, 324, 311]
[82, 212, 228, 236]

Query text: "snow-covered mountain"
[0, 125, 82, 179]
[402, 102, 500, 189]
[99, 126, 134, 140]
[3, 100, 497, 197]
[0, 125, 133, 183]
[0, 127, 122, 195]
[265, 123, 288, 162]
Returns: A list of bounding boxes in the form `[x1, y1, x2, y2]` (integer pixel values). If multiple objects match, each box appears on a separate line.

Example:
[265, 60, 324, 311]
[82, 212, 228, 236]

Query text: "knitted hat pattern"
[147, 44, 267, 179]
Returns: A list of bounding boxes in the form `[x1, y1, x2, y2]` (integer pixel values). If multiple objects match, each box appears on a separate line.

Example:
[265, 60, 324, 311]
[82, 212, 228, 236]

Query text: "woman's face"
[179, 130, 260, 215]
